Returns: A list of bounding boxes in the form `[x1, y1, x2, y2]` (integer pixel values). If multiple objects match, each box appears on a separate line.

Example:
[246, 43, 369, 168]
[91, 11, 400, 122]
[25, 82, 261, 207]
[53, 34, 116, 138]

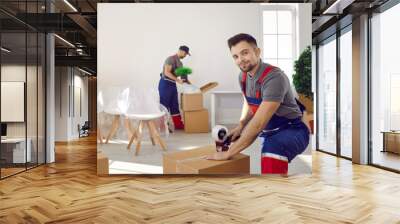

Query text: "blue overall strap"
[245, 96, 262, 108]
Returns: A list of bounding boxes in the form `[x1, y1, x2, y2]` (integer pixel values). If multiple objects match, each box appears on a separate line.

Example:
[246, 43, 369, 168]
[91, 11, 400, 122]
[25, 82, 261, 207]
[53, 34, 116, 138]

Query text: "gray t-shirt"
[238, 61, 302, 119]
[161, 55, 187, 81]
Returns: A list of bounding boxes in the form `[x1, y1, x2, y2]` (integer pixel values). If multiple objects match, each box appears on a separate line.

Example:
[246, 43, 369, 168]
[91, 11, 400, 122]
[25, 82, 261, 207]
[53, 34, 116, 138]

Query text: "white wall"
[1, 65, 35, 137]
[98, 3, 262, 105]
[72, 73, 89, 138]
[55, 67, 89, 141]
[55, 67, 69, 141]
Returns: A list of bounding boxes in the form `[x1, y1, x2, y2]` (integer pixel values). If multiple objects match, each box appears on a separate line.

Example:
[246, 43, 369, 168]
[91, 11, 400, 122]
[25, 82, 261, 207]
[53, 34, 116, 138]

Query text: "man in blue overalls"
[207, 34, 309, 175]
[158, 45, 191, 129]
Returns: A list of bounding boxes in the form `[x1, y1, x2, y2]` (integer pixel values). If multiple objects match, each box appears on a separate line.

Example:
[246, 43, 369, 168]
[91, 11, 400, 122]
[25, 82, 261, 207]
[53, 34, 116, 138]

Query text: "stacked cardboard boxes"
[181, 82, 218, 133]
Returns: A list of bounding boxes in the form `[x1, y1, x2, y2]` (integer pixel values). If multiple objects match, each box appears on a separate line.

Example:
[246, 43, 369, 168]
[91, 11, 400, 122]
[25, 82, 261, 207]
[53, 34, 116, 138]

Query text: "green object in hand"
[175, 67, 192, 76]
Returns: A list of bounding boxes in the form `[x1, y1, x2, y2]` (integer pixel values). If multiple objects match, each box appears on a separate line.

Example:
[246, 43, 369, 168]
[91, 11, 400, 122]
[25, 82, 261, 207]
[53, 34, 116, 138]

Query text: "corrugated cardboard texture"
[385, 132, 400, 154]
[163, 145, 250, 174]
[200, 82, 218, 93]
[181, 93, 203, 111]
[184, 109, 209, 133]
[97, 152, 109, 176]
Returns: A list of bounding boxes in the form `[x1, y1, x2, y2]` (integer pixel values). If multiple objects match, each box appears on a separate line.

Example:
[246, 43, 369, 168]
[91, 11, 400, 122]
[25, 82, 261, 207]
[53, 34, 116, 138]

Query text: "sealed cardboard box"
[181, 82, 218, 111]
[97, 152, 109, 176]
[163, 145, 250, 174]
[184, 109, 209, 133]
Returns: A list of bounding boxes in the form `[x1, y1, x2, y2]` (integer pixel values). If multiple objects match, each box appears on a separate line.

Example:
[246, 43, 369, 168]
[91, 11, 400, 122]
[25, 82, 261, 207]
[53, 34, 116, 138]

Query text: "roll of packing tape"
[212, 125, 229, 142]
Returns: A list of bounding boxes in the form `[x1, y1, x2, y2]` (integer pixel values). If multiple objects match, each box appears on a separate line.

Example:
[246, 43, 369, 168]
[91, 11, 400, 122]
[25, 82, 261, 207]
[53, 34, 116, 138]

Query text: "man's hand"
[176, 79, 184, 84]
[205, 151, 231, 161]
[228, 124, 243, 142]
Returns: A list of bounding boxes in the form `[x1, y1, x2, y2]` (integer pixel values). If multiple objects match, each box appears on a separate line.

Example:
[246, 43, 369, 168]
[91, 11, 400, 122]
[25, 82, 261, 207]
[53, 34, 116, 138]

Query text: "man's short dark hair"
[227, 33, 258, 49]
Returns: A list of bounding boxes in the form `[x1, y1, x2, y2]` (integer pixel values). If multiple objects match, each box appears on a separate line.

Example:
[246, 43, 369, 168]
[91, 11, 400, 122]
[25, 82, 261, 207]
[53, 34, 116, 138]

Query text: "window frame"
[261, 5, 297, 81]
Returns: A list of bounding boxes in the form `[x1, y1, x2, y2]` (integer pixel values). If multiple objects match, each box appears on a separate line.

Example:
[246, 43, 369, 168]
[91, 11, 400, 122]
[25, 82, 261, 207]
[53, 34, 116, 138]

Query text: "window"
[371, 2, 400, 171]
[0, 2, 47, 179]
[316, 26, 353, 159]
[339, 27, 352, 158]
[263, 9, 296, 82]
[390, 74, 400, 130]
[317, 36, 337, 155]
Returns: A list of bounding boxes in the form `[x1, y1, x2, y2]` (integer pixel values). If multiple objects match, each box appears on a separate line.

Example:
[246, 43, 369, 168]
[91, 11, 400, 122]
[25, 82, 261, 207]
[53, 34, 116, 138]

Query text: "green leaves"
[175, 67, 193, 76]
[292, 46, 312, 100]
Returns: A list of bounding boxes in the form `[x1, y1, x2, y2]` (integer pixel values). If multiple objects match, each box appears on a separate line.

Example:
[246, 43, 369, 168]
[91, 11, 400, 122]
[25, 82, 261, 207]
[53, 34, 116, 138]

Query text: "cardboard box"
[181, 93, 203, 111]
[97, 152, 109, 176]
[163, 145, 250, 174]
[184, 109, 209, 133]
[385, 132, 400, 154]
[199, 82, 218, 93]
[181, 82, 218, 111]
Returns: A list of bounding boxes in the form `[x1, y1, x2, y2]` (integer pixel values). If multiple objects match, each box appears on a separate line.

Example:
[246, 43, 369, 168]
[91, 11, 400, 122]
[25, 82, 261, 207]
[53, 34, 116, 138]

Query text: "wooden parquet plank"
[0, 135, 400, 223]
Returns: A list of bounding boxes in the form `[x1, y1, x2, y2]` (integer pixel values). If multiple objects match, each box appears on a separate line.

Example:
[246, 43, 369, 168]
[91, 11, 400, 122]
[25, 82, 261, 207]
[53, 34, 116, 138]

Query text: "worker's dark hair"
[227, 33, 258, 49]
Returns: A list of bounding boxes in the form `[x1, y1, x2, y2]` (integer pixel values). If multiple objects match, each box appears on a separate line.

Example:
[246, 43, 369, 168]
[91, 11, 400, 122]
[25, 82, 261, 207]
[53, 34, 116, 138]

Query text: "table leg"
[211, 93, 216, 128]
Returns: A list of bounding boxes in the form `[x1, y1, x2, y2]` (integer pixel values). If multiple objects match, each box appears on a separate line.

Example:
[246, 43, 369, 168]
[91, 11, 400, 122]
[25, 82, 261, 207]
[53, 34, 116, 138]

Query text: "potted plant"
[292, 46, 314, 134]
[293, 46, 313, 114]
[175, 67, 192, 77]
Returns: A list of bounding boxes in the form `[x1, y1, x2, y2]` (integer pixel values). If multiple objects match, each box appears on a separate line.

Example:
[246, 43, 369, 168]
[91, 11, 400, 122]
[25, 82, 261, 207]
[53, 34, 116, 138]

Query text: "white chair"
[124, 87, 168, 156]
[98, 86, 131, 144]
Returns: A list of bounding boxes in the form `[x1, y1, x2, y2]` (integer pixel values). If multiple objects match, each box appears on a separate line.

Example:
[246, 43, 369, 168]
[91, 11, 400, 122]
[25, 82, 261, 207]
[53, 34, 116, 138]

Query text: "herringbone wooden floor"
[1, 135, 400, 224]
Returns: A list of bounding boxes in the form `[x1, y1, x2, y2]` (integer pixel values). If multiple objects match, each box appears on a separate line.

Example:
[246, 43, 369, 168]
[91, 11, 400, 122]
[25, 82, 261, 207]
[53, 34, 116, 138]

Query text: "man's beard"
[239, 61, 256, 73]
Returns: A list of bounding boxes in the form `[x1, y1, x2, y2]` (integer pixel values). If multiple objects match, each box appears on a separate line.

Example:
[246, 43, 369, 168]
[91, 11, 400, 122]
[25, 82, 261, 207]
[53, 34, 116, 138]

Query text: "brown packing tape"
[164, 145, 217, 160]
[175, 154, 250, 174]
[175, 155, 209, 174]
[177, 155, 208, 162]
[200, 82, 218, 93]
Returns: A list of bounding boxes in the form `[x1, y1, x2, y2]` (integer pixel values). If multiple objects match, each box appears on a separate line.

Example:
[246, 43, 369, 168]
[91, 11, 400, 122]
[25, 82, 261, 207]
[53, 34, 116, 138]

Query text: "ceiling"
[0, 0, 393, 75]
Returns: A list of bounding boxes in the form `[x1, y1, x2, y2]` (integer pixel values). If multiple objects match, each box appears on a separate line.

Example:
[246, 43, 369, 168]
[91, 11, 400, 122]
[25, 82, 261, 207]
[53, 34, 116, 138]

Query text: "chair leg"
[125, 118, 138, 148]
[127, 123, 137, 150]
[124, 117, 135, 139]
[135, 121, 144, 156]
[105, 115, 120, 144]
[164, 118, 169, 138]
[98, 127, 104, 144]
[126, 122, 140, 149]
[145, 121, 156, 146]
[148, 120, 167, 151]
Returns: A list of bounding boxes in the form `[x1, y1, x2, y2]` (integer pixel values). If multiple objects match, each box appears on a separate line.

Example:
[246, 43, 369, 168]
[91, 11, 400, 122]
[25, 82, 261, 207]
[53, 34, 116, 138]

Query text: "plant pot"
[298, 94, 313, 114]
[309, 120, 314, 134]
